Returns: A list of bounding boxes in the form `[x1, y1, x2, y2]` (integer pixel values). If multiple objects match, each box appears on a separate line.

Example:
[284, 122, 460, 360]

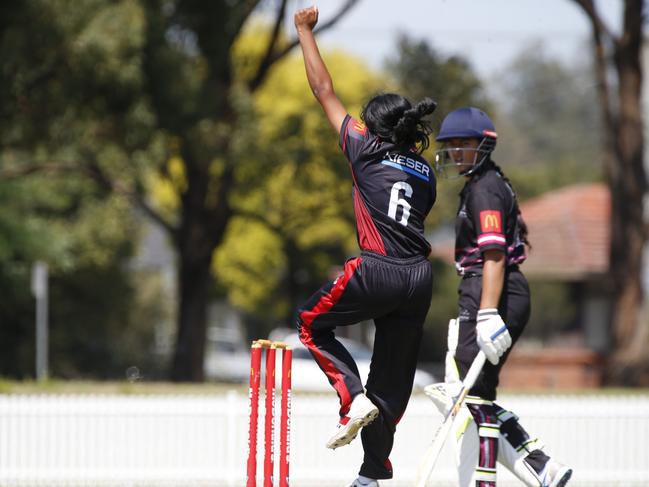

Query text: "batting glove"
[476, 308, 512, 365]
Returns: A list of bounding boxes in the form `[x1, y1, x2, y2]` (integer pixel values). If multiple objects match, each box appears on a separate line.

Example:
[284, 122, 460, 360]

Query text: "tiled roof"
[521, 183, 610, 279]
[429, 183, 611, 280]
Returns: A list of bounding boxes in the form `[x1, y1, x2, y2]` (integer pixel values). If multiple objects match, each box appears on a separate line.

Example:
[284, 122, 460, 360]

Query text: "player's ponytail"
[361, 93, 436, 154]
[491, 162, 531, 249]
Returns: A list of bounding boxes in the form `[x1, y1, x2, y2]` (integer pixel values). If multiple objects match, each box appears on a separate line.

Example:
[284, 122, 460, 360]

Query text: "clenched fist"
[294, 5, 319, 33]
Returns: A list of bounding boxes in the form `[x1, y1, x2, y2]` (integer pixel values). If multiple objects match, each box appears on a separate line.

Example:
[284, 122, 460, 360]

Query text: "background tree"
[141, 0, 361, 381]
[215, 46, 384, 334]
[0, 0, 359, 382]
[3, 1, 640, 382]
[0, 158, 163, 379]
[493, 42, 603, 197]
[570, 0, 648, 384]
[385, 34, 493, 227]
[387, 35, 491, 114]
[488, 44, 604, 354]
[0, 0, 167, 378]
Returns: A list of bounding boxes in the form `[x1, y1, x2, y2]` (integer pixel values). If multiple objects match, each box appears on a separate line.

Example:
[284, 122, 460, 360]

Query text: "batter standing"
[430, 107, 573, 487]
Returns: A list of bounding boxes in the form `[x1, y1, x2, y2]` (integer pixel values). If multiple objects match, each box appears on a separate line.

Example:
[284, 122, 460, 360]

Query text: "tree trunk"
[170, 170, 216, 381]
[170, 139, 233, 381]
[573, 0, 648, 383]
[154, 0, 359, 381]
[172, 249, 212, 382]
[608, 28, 648, 379]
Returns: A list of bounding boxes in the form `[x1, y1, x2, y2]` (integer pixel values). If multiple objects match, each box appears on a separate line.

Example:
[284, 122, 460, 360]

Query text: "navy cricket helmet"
[434, 107, 498, 178]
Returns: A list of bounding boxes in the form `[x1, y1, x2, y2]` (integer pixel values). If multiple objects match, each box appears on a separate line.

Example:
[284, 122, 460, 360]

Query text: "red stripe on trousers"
[299, 257, 362, 414]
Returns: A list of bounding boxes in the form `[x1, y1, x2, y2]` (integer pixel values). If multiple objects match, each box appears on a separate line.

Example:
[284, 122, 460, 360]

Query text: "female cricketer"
[430, 106, 573, 487]
[294, 6, 437, 487]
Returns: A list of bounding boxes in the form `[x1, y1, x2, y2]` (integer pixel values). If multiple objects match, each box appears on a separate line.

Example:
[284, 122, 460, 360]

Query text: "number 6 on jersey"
[388, 181, 413, 226]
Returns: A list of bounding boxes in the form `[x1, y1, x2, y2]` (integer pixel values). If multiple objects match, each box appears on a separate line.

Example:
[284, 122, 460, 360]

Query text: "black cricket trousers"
[296, 250, 433, 479]
[455, 269, 531, 400]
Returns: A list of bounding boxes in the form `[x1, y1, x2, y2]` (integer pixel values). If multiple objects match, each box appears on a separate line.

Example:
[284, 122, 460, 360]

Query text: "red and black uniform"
[296, 115, 435, 480]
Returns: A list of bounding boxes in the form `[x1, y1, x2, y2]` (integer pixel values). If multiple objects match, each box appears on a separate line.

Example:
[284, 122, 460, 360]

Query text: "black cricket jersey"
[339, 115, 436, 258]
[455, 163, 526, 276]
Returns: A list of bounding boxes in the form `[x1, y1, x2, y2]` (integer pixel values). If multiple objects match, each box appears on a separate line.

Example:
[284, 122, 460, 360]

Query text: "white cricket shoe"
[349, 475, 380, 486]
[326, 393, 378, 449]
[542, 459, 572, 487]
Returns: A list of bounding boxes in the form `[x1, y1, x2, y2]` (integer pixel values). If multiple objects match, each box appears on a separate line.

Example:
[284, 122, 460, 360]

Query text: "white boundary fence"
[0, 392, 648, 486]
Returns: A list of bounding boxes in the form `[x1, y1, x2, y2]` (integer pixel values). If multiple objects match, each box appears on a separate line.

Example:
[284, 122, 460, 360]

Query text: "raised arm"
[294, 6, 347, 134]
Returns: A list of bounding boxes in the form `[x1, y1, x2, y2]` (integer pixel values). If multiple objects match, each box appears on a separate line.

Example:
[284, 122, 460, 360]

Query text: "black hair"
[360, 93, 437, 154]
[488, 160, 531, 249]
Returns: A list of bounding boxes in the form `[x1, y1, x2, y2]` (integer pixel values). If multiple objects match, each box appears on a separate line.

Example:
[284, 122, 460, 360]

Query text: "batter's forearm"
[480, 250, 505, 309]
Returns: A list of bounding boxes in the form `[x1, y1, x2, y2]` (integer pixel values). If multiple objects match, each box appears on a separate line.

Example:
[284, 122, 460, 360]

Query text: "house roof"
[521, 182, 610, 279]
[429, 182, 610, 280]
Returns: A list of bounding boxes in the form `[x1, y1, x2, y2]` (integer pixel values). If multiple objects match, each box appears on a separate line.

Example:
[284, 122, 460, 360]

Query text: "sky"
[294, 0, 623, 79]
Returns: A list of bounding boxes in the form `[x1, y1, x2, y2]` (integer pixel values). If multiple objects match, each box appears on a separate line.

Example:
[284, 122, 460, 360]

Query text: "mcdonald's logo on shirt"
[480, 210, 502, 233]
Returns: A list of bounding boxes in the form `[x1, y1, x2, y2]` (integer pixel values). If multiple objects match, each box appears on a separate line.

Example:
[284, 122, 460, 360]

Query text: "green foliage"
[49, 263, 163, 380]
[215, 218, 287, 317]
[385, 35, 494, 230]
[492, 42, 603, 200]
[495, 42, 601, 165]
[0, 168, 168, 378]
[0, 174, 137, 268]
[0, 0, 168, 379]
[487, 45, 603, 354]
[0, 181, 58, 263]
[0, 2, 612, 375]
[505, 158, 599, 202]
[0, 261, 34, 379]
[385, 35, 493, 131]
[216, 45, 384, 325]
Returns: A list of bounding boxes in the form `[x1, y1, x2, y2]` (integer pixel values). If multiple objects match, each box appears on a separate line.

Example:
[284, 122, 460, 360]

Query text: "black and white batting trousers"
[454, 270, 552, 486]
[296, 250, 433, 480]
